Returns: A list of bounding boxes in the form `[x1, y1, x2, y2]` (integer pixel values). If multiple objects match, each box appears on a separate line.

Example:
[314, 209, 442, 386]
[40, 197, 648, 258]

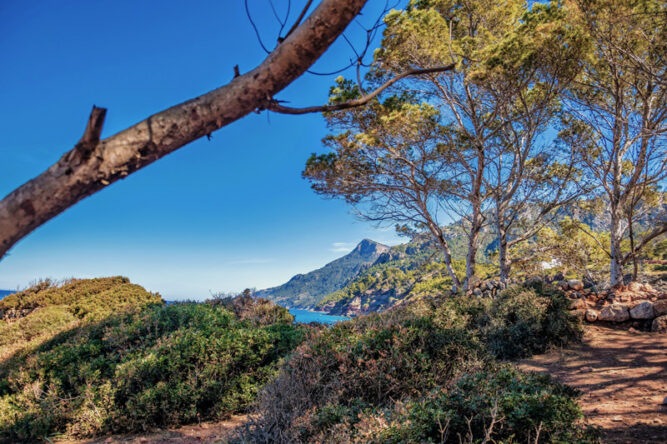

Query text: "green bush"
[238, 282, 586, 443]
[0, 277, 164, 385]
[0, 302, 304, 440]
[377, 366, 599, 443]
[481, 281, 582, 360]
[0, 276, 163, 321]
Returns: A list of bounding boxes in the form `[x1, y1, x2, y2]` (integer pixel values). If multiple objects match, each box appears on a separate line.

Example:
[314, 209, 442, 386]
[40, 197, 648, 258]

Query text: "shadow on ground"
[519, 325, 667, 443]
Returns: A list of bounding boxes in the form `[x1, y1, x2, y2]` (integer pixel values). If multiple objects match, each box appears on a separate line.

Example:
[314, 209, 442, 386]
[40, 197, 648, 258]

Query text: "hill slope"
[0, 277, 163, 363]
[256, 239, 390, 308]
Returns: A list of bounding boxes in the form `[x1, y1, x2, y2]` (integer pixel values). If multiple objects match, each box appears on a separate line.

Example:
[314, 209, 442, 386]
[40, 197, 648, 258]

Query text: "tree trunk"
[609, 204, 624, 287]
[628, 212, 638, 281]
[428, 224, 462, 291]
[465, 209, 482, 290]
[498, 225, 510, 282]
[0, 0, 368, 259]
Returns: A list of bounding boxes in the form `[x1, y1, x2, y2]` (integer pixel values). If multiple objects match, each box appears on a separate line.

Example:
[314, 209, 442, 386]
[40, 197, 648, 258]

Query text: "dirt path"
[55, 415, 247, 444]
[519, 325, 667, 443]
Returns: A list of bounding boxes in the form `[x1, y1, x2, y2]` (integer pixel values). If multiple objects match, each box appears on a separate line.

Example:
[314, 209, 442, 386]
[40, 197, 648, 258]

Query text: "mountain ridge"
[255, 239, 390, 308]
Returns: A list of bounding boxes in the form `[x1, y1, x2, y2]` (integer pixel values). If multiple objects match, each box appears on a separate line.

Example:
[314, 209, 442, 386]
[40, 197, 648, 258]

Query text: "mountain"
[315, 237, 458, 316]
[256, 239, 390, 308]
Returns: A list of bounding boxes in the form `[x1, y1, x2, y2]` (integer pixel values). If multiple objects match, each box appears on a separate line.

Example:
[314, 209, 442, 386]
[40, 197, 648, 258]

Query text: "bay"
[289, 308, 350, 324]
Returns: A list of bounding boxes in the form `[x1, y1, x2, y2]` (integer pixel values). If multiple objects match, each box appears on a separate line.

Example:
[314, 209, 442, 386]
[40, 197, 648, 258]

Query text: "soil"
[55, 415, 247, 444]
[519, 325, 667, 443]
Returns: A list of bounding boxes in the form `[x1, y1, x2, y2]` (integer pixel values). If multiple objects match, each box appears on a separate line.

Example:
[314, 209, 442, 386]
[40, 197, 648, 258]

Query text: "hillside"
[0, 282, 304, 441]
[257, 222, 499, 311]
[0, 277, 163, 363]
[256, 239, 390, 308]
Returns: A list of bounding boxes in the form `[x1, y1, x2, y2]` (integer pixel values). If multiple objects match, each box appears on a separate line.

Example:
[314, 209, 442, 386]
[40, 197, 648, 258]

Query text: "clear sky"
[0, 0, 402, 299]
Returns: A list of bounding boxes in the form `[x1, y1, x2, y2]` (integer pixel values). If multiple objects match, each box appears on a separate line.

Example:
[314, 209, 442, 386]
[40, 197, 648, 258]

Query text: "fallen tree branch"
[262, 64, 456, 114]
[0, 0, 368, 259]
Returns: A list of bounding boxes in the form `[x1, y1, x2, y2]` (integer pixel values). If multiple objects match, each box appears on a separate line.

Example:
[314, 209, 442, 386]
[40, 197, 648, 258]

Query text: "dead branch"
[0, 0, 368, 259]
[262, 64, 456, 114]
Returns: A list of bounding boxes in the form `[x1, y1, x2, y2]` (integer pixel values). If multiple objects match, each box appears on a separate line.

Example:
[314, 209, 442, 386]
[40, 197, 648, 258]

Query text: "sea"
[289, 309, 350, 325]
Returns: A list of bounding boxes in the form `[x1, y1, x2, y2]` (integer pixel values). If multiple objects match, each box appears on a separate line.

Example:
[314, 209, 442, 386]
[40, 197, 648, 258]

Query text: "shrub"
[0, 276, 163, 322]
[0, 277, 164, 388]
[238, 282, 585, 443]
[209, 290, 295, 325]
[481, 281, 582, 360]
[0, 302, 304, 440]
[376, 366, 599, 443]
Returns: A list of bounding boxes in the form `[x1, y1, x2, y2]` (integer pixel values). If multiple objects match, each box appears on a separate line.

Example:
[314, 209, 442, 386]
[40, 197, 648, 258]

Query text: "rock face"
[555, 278, 667, 327]
[599, 304, 630, 322]
[629, 301, 655, 320]
[652, 315, 667, 333]
[654, 300, 667, 316]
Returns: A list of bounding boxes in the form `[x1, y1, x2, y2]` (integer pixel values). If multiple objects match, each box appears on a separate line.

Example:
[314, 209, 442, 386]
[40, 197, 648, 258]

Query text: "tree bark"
[627, 212, 638, 281]
[431, 226, 462, 291]
[498, 223, 510, 282]
[464, 152, 485, 290]
[465, 220, 481, 290]
[609, 203, 624, 287]
[0, 0, 368, 259]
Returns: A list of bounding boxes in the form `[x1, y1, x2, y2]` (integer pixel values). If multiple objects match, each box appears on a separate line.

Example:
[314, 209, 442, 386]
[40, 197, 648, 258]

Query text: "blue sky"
[0, 0, 402, 299]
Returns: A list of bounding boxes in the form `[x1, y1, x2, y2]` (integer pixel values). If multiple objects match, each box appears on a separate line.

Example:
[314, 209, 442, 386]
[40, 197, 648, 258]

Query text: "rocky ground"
[562, 280, 667, 332]
[519, 325, 667, 443]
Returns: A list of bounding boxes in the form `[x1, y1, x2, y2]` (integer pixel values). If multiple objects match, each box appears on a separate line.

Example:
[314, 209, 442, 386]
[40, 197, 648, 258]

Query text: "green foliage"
[377, 366, 599, 443]
[240, 282, 587, 443]
[317, 253, 497, 314]
[0, 306, 75, 351]
[0, 276, 163, 322]
[0, 277, 164, 375]
[0, 302, 304, 440]
[480, 281, 582, 360]
[257, 239, 388, 309]
[538, 218, 611, 279]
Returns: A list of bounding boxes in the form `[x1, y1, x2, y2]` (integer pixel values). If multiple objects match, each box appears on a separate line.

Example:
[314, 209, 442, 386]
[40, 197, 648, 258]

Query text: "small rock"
[628, 281, 643, 292]
[618, 293, 633, 303]
[581, 366, 593, 373]
[599, 304, 630, 322]
[473, 288, 482, 296]
[629, 301, 655, 320]
[641, 283, 655, 293]
[652, 315, 667, 333]
[572, 298, 588, 310]
[568, 279, 584, 291]
[585, 309, 598, 322]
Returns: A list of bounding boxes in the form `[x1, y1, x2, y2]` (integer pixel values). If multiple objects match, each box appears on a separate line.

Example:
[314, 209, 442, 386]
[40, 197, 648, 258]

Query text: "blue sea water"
[0, 290, 14, 300]
[289, 309, 350, 324]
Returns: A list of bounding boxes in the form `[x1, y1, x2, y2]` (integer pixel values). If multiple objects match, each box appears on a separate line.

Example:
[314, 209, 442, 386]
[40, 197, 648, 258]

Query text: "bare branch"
[263, 64, 456, 114]
[0, 0, 369, 259]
